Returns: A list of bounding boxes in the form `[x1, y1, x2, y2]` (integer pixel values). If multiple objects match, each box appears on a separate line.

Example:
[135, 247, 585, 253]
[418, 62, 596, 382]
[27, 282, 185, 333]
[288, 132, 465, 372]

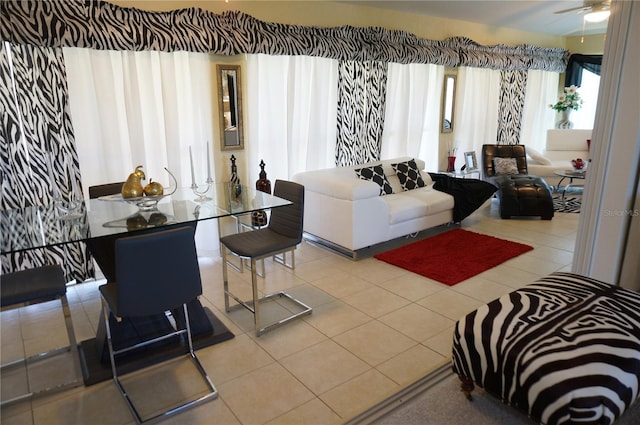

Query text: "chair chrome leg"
[273, 247, 296, 269]
[0, 294, 83, 407]
[101, 298, 218, 424]
[222, 247, 230, 312]
[60, 293, 83, 390]
[222, 250, 312, 337]
[102, 297, 144, 424]
[251, 258, 261, 337]
[183, 304, 217, 396]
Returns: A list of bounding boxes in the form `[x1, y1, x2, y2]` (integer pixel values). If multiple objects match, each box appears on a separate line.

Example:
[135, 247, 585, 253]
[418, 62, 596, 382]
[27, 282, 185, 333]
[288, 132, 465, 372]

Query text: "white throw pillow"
[493, 158, 520, 175]
[526, 147, 552, 165]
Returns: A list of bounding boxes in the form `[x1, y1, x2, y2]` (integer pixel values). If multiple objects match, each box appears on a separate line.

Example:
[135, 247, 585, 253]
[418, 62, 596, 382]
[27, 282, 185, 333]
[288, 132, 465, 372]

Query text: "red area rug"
[374, 229, 533, 286]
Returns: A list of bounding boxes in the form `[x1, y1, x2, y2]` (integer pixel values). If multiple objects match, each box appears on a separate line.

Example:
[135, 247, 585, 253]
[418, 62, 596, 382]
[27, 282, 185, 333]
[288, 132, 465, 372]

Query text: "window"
[572, 69, 600, 129]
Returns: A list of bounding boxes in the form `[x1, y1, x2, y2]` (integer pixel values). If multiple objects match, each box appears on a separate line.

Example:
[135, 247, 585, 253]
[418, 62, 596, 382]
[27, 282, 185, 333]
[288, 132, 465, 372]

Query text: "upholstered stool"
[452, 272, 640, 425]
[495, 175, 554, 219]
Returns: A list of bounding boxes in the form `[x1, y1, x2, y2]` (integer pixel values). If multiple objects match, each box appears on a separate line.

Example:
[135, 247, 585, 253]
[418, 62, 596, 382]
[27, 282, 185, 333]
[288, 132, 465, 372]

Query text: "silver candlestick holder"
[192, 177, 214, 202]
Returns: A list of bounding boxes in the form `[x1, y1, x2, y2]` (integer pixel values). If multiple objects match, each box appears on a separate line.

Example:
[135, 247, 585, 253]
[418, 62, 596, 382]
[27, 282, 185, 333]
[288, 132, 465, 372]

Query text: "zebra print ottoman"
[452, 272, 640, 425]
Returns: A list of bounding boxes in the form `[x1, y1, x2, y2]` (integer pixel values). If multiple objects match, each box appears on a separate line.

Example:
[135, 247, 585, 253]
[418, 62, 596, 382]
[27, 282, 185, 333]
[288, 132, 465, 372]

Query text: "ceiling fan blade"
[554, 5, 591, 14]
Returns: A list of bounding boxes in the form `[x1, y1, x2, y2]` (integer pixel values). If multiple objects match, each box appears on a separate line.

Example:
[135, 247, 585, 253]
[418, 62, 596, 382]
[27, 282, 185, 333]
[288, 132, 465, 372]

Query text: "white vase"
[557, 109, 574, 129]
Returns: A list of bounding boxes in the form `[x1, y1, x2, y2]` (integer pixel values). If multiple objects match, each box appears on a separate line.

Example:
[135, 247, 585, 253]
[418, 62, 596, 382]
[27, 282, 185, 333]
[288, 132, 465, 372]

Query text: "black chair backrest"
[268, 180, 304, 242]
[114, 226, 202, 317]
[481, 144, 528, 178]
[89, 182, 125, 199]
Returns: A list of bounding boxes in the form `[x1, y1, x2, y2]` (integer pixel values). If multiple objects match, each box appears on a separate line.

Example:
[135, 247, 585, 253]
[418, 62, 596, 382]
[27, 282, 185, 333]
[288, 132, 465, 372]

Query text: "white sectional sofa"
[292, 157, 454, 257]
[527, 129, 591, 187]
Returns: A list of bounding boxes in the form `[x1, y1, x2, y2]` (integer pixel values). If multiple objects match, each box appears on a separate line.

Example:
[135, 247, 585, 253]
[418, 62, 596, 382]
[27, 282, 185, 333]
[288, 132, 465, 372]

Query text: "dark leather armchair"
[481, 144, 554, 220]
[481, 144, 528, 180]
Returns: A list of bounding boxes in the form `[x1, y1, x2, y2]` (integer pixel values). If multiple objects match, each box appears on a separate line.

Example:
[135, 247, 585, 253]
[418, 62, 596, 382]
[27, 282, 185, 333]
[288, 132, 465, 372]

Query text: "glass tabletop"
[553, 170, 586, 179]
[1, 184, 290, 255]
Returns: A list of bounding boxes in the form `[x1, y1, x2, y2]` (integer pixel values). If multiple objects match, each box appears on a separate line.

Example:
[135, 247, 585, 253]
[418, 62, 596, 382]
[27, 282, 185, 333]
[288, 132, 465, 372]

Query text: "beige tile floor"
[1, 199, 579, 424]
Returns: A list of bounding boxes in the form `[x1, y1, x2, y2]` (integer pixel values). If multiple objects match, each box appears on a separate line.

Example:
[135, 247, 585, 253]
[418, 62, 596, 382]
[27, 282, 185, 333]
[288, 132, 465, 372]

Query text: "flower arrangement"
[549, 85, 583, 112]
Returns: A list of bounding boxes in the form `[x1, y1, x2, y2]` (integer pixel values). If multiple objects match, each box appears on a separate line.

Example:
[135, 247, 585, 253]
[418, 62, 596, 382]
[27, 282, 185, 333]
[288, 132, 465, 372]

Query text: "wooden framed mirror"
[441, 74, 456, 133]
[217, 65, 244, 151]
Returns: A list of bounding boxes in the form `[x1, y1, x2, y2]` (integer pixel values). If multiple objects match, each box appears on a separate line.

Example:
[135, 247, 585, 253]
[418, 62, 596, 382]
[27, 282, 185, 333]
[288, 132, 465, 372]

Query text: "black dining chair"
[99, 226, 217, 424]
[86, 181, 197, 282]
[220, 180, 311, 336]
[0, 265, 82, 406]
[88, 182, 125, 199]
[87, 182, 125, 281]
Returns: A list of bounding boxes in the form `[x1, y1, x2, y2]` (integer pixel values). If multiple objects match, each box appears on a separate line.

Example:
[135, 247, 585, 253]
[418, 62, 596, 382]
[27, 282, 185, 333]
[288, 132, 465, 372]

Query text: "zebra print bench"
[452, 272, 640, 425]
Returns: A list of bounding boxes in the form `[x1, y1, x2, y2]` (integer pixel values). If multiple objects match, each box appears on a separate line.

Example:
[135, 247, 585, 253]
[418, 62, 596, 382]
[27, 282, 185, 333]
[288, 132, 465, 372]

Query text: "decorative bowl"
[98, 167, 177, 211]
[122, 194, 168, 211]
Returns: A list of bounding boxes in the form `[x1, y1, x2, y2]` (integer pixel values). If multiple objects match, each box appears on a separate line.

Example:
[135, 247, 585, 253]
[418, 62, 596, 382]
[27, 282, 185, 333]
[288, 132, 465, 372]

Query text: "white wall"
[574, 0, 640, 288]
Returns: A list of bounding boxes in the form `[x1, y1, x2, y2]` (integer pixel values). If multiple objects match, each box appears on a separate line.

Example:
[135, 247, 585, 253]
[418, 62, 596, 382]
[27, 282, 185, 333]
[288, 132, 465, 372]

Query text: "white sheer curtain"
[245, 54, 338, 180]
[520, 69, 559, 151]
[452, 66, 501, 171]
[380, 62, 444, 172]
[62, 48, 219, 252]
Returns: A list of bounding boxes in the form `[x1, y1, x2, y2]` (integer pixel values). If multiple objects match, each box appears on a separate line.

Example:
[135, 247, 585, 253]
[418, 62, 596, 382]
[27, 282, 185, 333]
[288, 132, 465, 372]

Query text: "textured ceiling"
[342, 1, 609, 37]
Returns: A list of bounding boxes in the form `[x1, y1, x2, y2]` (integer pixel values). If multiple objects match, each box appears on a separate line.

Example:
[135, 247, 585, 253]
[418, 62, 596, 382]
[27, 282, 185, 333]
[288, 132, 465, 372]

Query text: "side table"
[439, 170, 481, 179]
[553, 170, 586, 204]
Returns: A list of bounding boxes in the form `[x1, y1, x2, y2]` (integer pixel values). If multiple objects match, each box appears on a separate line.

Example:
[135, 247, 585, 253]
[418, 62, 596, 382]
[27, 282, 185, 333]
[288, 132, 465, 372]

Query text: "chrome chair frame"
[101, 300, 217, 424]
[222, 246, 311, 337]
[0, 265, 83, 407]
[220, 180, 311, 337]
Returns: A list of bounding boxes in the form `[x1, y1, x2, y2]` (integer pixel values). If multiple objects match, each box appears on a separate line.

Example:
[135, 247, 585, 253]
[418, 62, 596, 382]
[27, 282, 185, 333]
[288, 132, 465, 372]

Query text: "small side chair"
[88, 181, 124, 199]
[0, 265, 82, 406]
[99, 226, 217, 424]
[220, 180, 312, 336]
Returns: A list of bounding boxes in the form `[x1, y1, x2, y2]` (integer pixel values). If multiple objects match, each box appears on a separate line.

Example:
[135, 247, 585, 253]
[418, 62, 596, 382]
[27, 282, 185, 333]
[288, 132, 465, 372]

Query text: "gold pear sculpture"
[121, 165, 146, 198]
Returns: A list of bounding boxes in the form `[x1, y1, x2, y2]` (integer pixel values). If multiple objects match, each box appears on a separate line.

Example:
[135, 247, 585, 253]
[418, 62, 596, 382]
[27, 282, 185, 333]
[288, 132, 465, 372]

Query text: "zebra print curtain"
[0, 1, 568, 72]
[0, 42, 94, 281]
[336, 61, 388, 166]
[0, 0, 568, 166]
[496, 70, 528, 145]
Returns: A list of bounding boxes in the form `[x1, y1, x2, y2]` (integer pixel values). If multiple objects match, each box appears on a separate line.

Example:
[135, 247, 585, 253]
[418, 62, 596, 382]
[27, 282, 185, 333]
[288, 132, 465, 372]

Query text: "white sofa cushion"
[545, 129, 592, 161]
[526, 146, 552, 165]
[383, 188, 453, 225]
[403, 187, 455, 215]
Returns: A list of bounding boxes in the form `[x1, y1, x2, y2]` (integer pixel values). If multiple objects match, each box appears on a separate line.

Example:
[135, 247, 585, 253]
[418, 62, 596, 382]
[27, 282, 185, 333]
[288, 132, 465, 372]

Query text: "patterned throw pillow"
[391, 159, 426, 191]
[355, 164, 393, 196]
[493, 157, 520, 175]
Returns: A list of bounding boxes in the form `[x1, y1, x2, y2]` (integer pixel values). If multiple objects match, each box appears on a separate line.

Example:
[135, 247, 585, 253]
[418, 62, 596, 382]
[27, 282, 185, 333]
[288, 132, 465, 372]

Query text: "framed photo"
[464, 151, 478, 171]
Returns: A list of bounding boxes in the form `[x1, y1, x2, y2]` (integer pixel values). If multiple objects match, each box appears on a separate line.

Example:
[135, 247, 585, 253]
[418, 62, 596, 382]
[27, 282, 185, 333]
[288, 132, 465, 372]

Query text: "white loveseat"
[527, 129, 591, 187]
[292, 157, 454, 257]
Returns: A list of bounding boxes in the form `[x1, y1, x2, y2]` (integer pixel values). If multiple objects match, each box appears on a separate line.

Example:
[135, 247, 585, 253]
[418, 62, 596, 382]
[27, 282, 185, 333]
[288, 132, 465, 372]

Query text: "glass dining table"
[1, 183, 291, 385]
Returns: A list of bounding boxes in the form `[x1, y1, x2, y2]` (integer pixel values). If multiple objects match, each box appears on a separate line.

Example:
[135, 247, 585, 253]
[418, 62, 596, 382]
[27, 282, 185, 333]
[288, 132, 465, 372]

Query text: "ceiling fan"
[554, 1, 611, 22]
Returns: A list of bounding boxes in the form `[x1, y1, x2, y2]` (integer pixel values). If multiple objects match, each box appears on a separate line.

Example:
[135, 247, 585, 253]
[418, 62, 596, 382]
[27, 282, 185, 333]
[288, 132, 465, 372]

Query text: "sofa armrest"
[293, 170, 380, 200]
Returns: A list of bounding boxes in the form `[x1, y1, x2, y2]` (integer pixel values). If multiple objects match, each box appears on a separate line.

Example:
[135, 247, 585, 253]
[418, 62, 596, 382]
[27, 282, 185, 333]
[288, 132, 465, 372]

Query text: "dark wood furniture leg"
[459, 375, 475, 401]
